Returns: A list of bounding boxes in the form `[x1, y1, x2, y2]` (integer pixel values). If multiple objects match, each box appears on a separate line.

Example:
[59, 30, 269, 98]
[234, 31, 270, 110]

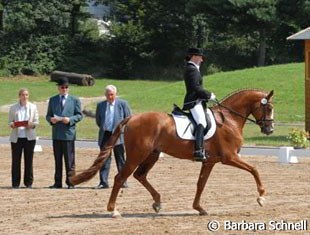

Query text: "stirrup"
[194, 150, 207, 162]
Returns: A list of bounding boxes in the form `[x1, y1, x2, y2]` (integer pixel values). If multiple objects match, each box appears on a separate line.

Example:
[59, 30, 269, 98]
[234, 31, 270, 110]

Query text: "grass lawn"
[0, 62, 306, 146]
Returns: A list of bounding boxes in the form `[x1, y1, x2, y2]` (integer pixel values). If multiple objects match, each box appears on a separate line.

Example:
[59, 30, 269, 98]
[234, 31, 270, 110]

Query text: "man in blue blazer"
[95, 85, 131, 189]
[46, 77, 83, 189]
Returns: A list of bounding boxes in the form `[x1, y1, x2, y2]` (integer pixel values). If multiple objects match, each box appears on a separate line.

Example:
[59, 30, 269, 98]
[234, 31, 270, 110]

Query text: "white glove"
[210, 93, 216, 101]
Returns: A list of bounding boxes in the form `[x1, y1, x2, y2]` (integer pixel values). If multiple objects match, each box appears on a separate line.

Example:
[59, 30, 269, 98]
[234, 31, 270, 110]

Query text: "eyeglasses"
[61, 86, 69, 89]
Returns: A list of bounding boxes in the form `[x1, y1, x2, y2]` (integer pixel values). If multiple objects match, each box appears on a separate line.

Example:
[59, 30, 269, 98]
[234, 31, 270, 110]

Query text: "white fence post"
[278, 147, 298, 164]
[34, 137, 42, 152]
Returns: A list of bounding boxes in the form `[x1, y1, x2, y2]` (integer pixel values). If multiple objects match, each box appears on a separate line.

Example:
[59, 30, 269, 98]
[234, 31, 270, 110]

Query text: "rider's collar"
[188, 61, 200, 70]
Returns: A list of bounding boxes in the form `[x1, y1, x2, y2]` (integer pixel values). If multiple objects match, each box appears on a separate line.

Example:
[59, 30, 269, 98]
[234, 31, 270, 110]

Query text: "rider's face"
[191, 55, 204, 65]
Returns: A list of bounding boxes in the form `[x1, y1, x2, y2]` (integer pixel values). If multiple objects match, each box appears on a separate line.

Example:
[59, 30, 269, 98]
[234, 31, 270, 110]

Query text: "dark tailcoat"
[182, 62, 211, 110]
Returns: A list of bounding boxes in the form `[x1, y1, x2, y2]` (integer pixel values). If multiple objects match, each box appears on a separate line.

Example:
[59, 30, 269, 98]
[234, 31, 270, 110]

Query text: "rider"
[182, 48, 216, 162]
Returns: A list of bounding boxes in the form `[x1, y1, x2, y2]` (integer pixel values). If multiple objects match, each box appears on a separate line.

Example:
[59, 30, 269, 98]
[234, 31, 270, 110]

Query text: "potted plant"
[287, 128, 309, 149]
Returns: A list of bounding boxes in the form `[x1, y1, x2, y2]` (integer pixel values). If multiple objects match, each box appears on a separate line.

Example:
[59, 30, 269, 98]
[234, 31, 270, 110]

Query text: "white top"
[16, 104, 29, 138]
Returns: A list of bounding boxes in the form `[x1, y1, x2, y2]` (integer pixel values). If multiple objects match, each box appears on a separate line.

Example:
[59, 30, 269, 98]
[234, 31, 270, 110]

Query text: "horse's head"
[251, 90, 274, 135]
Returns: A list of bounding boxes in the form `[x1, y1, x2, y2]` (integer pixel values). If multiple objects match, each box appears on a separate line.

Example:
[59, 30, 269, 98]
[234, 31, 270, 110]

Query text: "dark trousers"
[52, 140, 75, 187]
[11, 138, 36, 187]
[99, 131, 126, 187]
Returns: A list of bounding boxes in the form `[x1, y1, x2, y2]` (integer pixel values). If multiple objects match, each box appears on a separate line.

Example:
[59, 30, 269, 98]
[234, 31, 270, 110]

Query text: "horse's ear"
[266, 90, 274, 100]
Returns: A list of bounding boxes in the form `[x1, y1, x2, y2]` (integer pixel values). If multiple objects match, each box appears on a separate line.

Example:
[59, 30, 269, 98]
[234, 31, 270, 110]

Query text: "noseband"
[254, 98, 274, 128]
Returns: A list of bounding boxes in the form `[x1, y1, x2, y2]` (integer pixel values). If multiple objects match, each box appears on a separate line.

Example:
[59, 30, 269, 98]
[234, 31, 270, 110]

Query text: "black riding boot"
[194, 124, 207, 162]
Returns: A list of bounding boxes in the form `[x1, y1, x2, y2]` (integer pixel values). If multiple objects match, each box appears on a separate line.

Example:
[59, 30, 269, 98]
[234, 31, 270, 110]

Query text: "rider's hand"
[210, 93, 216, 101]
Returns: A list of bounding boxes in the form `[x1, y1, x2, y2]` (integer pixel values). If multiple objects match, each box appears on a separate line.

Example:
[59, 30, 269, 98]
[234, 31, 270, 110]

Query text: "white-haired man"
[95, 85, 131, 189]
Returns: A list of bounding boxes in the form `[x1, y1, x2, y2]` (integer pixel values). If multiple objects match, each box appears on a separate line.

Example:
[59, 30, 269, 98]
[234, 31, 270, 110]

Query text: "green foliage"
[58, 35, 108, 75]
[99, 0, 193, 78]
[287, 128, 309, 148]
[104, 20, 151, 79]
[0, 0, 90, 76]
[188, 0, 308, 70]
[4, 0, 73, 35]
[142, 1, 193, 65]
[0, 0, 309, 78]
[1, 35, 68, 75]
[78, 18, 101, 39]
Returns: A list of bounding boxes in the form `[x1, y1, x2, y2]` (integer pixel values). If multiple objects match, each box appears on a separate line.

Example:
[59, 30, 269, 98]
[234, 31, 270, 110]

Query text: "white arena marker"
[34, 137, 42, 152]
[278, 147, 298, 164]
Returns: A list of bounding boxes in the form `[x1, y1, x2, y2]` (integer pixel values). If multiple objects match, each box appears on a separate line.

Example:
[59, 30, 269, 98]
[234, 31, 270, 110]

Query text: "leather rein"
[214, 98, 274, 125]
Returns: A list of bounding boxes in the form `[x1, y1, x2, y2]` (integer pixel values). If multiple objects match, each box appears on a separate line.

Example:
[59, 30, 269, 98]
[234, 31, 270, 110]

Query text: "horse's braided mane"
[219, 88, 267, 103]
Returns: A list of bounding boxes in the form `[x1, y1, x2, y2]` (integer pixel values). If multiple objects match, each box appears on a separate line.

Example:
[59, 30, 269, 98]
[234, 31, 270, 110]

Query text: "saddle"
[171, 104, 216, 140]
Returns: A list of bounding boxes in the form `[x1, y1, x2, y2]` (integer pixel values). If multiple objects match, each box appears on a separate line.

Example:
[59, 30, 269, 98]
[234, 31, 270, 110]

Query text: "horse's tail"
[69, 116, 131, 186]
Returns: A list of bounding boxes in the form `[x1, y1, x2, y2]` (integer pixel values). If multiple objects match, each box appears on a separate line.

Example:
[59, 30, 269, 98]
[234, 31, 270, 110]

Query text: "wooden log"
[50, 70, 95, 86]
[82, 109, 96, 118]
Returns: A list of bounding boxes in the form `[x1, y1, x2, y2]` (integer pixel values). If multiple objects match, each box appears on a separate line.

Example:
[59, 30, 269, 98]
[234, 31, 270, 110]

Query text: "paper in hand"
[53, 114, 63, 121]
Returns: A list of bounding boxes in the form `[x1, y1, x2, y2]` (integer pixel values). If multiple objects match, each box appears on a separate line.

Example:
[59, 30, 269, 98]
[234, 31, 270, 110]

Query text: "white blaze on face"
[270, 107, 274, 128]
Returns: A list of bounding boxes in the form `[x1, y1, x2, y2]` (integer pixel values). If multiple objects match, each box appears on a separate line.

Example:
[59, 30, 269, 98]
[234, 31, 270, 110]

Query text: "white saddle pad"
[172, 109, 216, 140]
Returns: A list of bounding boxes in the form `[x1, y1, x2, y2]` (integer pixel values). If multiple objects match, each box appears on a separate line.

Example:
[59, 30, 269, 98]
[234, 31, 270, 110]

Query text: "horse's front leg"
[222, 154, 266, 206]
[193, 162, 215, 215]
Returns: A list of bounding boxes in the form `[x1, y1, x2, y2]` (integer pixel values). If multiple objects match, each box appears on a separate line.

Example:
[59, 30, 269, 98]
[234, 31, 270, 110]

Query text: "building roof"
[287, 27, 310, 40]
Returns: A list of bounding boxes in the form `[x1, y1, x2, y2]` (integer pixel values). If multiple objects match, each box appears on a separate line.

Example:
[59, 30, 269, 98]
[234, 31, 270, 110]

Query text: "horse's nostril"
[266, 129, 274, 135]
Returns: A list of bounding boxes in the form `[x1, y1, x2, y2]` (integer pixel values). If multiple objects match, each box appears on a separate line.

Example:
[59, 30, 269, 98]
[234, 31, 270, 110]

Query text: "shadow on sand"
[48, 211, 199, 219]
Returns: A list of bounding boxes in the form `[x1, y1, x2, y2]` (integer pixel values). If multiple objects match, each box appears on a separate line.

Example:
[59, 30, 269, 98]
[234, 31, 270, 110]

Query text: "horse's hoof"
[111, 210, 122, 218]
[257, 196, 265, 207]
[199, 210, 208, 216]
[152, 202, 161, 213]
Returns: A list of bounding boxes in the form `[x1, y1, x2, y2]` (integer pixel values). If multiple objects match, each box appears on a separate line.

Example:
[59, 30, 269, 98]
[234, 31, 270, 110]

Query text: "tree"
[143, 0, 193, 65]
[270, 0, 310, 64]
[187, 0, 310, 69]
[0, 0, 9, 31]
[0, 0, 94, 75]
[1, 0, 309, 77]
[229, 0, 278, 66]
[189, 0, 278, 67]
[94, 0, 194, 78]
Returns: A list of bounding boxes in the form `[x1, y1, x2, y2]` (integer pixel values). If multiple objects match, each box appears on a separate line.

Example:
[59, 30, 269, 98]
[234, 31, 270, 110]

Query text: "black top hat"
[56, 77, 69, 86]
[185, 48, 204, 61]
[186, 48, 204, 56]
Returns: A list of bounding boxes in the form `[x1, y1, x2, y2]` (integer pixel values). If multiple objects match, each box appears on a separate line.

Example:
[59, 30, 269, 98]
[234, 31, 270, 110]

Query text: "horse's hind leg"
[107, 163, 137, 216]
[223, 155, 266, 206]
[133, 150, 161, 213]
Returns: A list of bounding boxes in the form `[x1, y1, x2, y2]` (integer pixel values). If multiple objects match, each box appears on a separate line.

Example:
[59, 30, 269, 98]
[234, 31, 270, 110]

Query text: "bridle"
[214, 97, 274, 128]
[254, 97, 274, 128]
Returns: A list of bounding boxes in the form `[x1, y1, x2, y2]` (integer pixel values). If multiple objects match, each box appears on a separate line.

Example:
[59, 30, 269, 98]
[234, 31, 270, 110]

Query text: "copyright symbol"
[207, 220, 220, 232]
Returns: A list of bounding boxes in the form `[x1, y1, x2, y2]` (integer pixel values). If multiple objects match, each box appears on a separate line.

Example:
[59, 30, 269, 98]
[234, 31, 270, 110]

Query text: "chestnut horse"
[70, 89, 274, 217]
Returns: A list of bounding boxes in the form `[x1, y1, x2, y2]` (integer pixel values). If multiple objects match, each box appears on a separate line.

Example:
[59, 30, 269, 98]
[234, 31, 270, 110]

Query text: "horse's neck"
[221, 91, 261, 124]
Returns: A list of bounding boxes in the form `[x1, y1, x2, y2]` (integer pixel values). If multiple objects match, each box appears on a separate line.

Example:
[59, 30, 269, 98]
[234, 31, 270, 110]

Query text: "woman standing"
[8, 88, 39, 188]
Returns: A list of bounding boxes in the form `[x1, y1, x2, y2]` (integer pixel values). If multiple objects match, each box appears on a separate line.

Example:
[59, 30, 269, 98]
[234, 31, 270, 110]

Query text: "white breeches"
[190, 101, 207, 128]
